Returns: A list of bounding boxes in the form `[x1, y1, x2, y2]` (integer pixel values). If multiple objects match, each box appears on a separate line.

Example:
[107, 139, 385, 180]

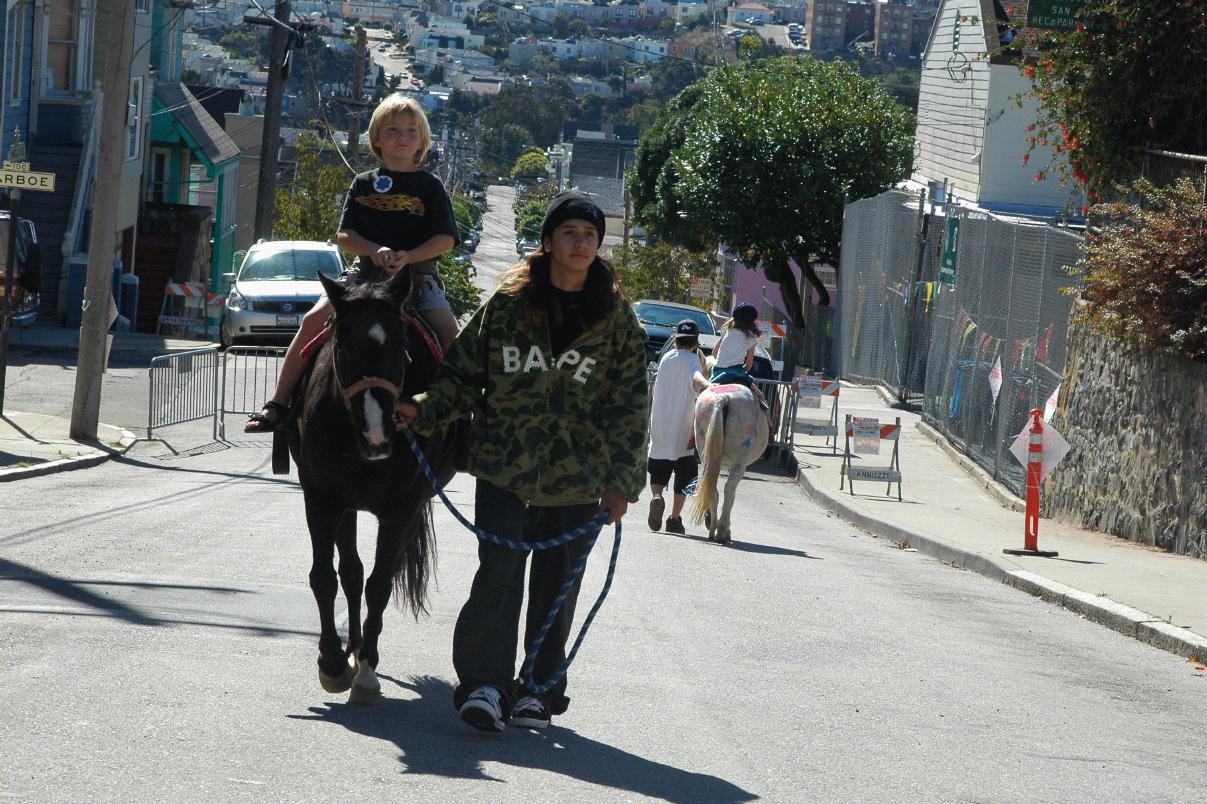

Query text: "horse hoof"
[348, 683, 383, 704]
[319, 664, 355, 693]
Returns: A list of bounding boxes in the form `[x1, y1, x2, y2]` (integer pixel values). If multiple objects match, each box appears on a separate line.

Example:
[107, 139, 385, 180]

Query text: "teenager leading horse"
[688, 383, 769, 545]
[288, 269, 456, 702]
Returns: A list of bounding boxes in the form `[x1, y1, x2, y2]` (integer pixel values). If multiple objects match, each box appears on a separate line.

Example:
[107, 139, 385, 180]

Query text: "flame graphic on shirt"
[356, 193, 426, 215]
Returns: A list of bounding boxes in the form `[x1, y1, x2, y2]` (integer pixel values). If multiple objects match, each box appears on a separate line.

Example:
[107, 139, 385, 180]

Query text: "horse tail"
[393, 498, 437, 618]
[690, 399, 726, 525]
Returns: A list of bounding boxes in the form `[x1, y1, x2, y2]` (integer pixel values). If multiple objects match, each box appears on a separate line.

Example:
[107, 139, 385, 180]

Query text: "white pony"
[688, 379, 769, 544]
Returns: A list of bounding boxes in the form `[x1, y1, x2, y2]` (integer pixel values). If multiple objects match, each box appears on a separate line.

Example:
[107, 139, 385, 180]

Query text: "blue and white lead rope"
[398, 425, 621, 695]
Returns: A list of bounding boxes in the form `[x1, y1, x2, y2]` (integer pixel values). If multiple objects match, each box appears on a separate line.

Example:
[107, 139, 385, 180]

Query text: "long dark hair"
[497, 249, 621, 331]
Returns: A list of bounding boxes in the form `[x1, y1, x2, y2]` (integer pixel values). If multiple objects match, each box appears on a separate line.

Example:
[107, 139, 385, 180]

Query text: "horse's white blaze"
[362, 393, 388, 447]
[367, 323, 387, 345]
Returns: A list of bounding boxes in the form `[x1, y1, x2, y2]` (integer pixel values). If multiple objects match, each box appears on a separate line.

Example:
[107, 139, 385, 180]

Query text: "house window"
[46, 0, 81, 94]
[6, 1, 28, 103]
[135, 0, 148, 10]
[126, 75, 144, 161]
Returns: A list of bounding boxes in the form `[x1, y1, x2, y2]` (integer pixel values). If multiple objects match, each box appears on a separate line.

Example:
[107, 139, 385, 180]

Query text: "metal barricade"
[219, 346, 287, 440]
[147, 346, 221, 440]
[753, 378, 798, 463]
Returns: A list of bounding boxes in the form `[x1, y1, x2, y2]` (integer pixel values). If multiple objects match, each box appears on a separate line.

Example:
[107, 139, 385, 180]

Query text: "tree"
[1015, 1, 1207, 193]
[628, 56, 913, 328]
[181, 68, 204, 85]
[612, 242, 716, 304]
[511, 148, 550, 182]
[1069, 178, 1207, 361]
[514, 182, 560, 241]
[480, 122, 532, 179]
[650, 58, 702, 103]
[438, 253, 482, 318]
[274, 133, 351, 247]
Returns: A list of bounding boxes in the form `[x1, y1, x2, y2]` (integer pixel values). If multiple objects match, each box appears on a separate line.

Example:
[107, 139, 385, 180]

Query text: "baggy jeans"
[452, 479, 598, 720]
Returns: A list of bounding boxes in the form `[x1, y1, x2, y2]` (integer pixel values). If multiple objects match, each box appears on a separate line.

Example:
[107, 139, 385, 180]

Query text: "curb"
[0, 426, 138, 483]
[793, 461, 1207, 661]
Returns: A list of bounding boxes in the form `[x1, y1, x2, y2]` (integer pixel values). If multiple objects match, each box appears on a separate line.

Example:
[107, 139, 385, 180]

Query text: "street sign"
[1026, 0, 1087, 31]
[0, 160, 55, 191]
[1009, 419, 1069, 480]
[689, 276, 711, 301]
[940, 217, 959, 284]
[851, 416, 881, 455]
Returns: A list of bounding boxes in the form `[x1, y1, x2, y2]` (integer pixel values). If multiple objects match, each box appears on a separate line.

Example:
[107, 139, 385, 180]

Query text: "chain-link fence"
[836, 188, 944, 396]
[836, 188, 1085, 496]
[920, 210, 1082, 495]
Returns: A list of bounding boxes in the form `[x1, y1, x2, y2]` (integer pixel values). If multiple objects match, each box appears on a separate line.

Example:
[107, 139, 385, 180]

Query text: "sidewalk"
[1, 323, 202, 479]
[790, 382, 1207, 661]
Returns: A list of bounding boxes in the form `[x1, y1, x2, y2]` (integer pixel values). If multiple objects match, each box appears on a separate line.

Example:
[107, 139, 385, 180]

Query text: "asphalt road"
[471, 184, 518, 295]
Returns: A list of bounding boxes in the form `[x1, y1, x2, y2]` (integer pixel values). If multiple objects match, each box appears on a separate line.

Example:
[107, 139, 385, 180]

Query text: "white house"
[913, 0, 1081, 213]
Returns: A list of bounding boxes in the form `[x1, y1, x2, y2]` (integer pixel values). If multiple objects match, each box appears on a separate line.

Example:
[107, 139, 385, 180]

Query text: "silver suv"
[219, 240, 344, 347]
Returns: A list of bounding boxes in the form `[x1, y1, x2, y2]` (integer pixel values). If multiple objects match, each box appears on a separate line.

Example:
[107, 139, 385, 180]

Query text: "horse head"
[318, 268, 413, 462]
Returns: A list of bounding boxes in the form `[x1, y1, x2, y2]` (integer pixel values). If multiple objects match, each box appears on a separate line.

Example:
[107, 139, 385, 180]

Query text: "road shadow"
[659, 529, 817, 559]
[292, 674, 757, 802]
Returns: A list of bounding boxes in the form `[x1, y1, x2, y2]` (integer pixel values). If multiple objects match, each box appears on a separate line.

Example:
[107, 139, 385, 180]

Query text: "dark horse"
[287, 269, 456, 702]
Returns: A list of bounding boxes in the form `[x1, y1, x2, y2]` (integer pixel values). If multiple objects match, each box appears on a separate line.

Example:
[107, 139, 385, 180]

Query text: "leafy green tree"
[511, 148, 550, 182]
[628, 56, 913, 327]
[219, 30, 270, 67]
[480, 122, 532, 178]
[1015, 0, 1207, 193]
[612, 242, 717, 304]
[181, 68, 204, 85]
[650, 58, 703, 103]
[438, 253, 482, 318]
[274, 133, 351, 247]
[514, 182, 560, 241]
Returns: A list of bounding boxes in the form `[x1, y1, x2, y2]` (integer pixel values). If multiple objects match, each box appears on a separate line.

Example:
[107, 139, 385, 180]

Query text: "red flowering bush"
[1071, 179, 1207, 361]
[1016, 1, 1207, 194]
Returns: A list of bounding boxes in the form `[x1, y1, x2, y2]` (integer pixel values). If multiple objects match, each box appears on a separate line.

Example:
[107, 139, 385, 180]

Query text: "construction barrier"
[792, 372, 841, 454]
[218, 346, 287, 440]
[147, 346, 221, 441]
[753, 378, 798, 465]
[840, 414, 902, 501]
[156, 281, 224, 339]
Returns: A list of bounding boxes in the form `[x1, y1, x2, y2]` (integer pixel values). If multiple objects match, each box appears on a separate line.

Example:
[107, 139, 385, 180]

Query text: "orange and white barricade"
[793, 373, 841, 454]
[156, 281, 210, 338]
[840, 415, 902, 501]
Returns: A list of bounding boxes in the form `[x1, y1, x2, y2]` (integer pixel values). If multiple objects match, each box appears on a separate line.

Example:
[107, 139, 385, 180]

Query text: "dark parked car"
[634, 298, 775, 379]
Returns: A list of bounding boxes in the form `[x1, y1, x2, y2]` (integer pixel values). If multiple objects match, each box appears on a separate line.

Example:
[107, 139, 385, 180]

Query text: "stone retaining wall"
[1047, 319, 1207, 559]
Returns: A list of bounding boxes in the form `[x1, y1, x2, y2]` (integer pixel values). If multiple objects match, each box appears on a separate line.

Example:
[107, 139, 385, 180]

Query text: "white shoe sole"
[512, 712, 550, 730]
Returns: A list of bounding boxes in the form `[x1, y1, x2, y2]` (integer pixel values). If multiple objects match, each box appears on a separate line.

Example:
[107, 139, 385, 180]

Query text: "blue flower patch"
[373, 174, 393, 193]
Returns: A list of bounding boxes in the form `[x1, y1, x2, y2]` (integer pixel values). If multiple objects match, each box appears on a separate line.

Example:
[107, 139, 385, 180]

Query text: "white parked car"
[219, 240, 344, 347]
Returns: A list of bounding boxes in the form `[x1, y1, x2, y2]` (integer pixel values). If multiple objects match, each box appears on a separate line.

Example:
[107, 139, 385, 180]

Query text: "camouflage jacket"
[410, 289, 649, 506]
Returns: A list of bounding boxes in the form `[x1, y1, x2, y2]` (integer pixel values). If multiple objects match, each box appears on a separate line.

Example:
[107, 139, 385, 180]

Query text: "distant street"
[471, 184, 518, 295]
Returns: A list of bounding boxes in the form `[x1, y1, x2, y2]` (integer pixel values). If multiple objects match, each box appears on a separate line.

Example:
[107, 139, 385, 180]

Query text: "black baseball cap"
[674, 319, 699, 338]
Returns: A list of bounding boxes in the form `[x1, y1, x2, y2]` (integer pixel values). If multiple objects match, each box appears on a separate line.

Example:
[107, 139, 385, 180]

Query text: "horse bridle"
[331, 338, 405, 411]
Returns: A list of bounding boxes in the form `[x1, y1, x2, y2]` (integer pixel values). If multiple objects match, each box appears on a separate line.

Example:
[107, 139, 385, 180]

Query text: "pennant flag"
[989, 355, 1003, 404]
[1043, 384, 1060, 422]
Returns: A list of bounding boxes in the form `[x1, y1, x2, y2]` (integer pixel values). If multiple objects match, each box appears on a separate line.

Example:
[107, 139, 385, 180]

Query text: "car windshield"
[240, 249, 343, 281]
[633, 303, 715, 334]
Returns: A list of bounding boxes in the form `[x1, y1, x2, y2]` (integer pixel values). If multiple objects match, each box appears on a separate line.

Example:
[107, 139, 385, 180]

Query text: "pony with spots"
[287, 269, 456, 701]
[688, 383, 769, 544]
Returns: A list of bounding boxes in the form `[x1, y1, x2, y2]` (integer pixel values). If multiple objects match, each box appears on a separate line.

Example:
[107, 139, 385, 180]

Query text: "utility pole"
[253, 0, 292, 241]
[70, 1, 135, 440]
[346, 25, 366, 159]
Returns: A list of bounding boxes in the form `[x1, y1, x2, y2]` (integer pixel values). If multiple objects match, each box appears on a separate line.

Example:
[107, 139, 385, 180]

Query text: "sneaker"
[459, 685, 505, 733]
[665, 516, 686, 535]
[512, 695, 551, 730]
[647, 495, 666, 531]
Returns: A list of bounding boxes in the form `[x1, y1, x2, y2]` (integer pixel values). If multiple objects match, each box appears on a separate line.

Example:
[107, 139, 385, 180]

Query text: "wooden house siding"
[913, 0, 989, 200]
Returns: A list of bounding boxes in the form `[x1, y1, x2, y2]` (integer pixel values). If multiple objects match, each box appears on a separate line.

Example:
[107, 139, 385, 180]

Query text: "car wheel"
[219, 318, 234, 350]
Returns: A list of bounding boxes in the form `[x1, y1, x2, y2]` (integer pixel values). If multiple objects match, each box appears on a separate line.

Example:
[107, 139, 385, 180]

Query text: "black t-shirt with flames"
[338, 167, 459, 278]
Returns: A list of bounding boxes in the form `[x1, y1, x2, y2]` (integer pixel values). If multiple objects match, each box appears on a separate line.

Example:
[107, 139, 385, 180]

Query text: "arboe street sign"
[0, 160, 56, 191]
[1026, 0, 1087, 31]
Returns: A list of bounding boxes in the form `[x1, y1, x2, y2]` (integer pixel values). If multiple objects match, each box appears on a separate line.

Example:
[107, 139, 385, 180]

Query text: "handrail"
[61, 84, 102, 261]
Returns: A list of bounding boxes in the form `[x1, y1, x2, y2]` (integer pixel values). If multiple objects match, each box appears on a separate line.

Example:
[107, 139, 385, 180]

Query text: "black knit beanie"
[540, 190, 606, 246]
